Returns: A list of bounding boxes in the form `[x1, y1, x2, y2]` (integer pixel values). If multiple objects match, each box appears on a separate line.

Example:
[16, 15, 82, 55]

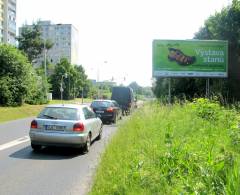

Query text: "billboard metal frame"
[152, 39, 228, 103]
[152, 39, 228, 78]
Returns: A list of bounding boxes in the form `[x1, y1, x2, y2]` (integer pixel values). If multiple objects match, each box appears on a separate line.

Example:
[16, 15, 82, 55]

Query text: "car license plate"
[96, 111, 104, 113]
[45, 125, 65, 131]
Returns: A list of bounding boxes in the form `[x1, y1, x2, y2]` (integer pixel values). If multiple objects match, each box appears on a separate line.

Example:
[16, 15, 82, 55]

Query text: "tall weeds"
[91, 99, 240, 194]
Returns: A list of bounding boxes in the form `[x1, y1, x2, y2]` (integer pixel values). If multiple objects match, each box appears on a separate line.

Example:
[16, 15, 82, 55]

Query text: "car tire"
[96, 125, 103, 140]
[31, 143, 42, 151]
[83, 134, 91, 153]
[112, 115, 117, 124]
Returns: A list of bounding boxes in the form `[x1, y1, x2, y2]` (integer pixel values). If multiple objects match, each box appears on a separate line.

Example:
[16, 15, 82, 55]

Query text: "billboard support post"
[168, 78, 171, 104]
[206, 78, 210, 98]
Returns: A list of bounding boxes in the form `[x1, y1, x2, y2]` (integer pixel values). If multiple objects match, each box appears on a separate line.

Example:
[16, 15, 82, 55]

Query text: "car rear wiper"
[43, 114, 58, 119]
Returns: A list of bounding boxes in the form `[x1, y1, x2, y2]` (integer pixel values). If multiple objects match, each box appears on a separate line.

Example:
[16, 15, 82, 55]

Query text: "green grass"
[90, 100, 240, 194]
[49, 98, 92, 105]
[0, 98, 92, 123]
[0, 104, 46, 123]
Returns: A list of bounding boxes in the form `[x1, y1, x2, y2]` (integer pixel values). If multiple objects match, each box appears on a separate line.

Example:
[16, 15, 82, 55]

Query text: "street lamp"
[42, 39, 48, 100]
[60, 73, 68, 102]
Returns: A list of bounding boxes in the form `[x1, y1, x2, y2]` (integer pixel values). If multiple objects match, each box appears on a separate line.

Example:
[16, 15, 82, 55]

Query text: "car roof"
[45, 104, 88, 109]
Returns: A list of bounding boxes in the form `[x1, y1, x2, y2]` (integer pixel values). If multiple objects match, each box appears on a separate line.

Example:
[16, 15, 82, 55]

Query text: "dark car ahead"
[90, 100, 122, 124]
[111, 86, 134, 115]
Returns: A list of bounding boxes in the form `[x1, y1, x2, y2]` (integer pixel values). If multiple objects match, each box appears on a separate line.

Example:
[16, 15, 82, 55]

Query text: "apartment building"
[19, 21, 79, 66]
[0, 0, 16, 44]
[0, 0, 4, 42]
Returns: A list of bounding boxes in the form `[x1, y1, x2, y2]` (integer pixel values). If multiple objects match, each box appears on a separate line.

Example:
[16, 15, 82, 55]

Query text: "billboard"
[152, 40, 228, 78]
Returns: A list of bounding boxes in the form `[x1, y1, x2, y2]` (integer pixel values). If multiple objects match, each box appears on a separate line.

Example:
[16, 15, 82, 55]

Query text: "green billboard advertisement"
[152, 40, 228, 78]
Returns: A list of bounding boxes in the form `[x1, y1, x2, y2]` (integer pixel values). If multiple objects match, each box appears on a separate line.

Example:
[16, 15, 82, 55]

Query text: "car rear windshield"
[91, 101, 112, 108]
[37, 107, 79, 120]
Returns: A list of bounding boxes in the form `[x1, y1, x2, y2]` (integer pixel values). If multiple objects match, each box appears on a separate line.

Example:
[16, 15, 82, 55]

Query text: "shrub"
[190, 98, 222, 121]
[0, 44, 47, 106]
[0, 77, 14, 106]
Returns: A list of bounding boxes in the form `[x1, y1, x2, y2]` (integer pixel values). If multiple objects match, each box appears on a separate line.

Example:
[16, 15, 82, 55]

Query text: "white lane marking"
[0, 136, 30, 151]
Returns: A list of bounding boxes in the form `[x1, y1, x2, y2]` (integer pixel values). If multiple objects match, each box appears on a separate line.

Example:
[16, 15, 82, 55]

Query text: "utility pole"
[44, 39, 47, 78]
[82, 87, 84, 104]
[43, 39, 47, 100]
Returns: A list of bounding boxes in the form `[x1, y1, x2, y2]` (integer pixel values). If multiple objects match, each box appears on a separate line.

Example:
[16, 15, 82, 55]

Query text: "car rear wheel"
[119, 113, 122, 120]
[83, 134, 91, 153]
[31, 143, 42, 151]
[112, 114, 117, 124]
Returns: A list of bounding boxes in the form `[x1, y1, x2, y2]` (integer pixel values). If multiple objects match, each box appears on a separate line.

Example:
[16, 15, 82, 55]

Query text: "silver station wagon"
[29, 104, 103, 153]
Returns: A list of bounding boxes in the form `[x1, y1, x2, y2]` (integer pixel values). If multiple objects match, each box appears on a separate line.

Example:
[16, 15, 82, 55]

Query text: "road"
[0, 117, 118, 195]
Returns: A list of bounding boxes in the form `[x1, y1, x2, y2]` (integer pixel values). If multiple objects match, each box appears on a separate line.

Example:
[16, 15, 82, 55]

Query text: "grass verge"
[0, 104, 45, 123]
[0, 98, 92, 123]
[90, 99, 240, 194]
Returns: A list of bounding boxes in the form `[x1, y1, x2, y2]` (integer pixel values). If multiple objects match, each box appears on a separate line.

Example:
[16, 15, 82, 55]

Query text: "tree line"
[0, 23, 89, 106]
[0, 22, 150, 106]
[153, 0, 240, 103]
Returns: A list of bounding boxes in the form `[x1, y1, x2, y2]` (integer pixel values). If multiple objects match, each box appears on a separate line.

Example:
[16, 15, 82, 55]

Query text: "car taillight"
[73, 122, 85, 132]
[31, 120, 38, 129]
[106, 107, 114, 112]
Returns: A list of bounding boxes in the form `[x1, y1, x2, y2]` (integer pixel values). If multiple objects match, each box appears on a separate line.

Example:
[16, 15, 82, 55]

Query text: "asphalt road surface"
[0, 117, 118, 195]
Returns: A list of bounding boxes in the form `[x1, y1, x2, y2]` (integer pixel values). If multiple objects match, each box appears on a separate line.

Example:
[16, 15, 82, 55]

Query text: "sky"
[17, 0, 230, 86]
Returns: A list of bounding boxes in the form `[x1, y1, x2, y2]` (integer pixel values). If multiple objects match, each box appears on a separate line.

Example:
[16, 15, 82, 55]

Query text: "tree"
[128, 81, 153, 98]
[50, 58, 88, 100]
[0, 44, 47, 106]
[17, 23, 43, 63]
[194, 0, 240, 101]
[17, 22, 53, 64]
[128, 82, 141, 93]
[84, 80, 98, 98]
[50, 58, 70, 99]
[153, 1, 240, 102]
[73, 65, 88, 98]
[152, 78, 169, 101]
